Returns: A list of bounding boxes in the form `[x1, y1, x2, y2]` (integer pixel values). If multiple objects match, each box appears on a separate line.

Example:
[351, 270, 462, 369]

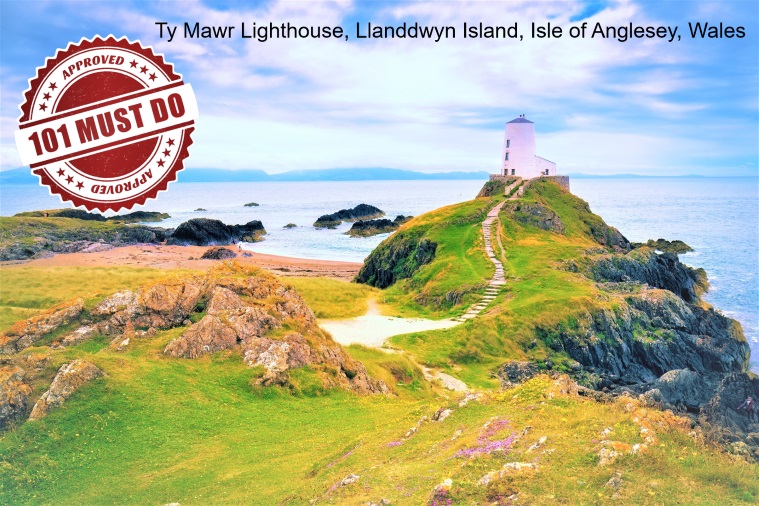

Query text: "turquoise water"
[1, 177, 757, 370]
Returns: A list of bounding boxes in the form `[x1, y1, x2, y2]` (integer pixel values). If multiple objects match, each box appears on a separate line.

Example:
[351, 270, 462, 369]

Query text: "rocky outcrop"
[0, 366, 32, 429]
[92, 278, 206, 334]
[0, 299, 84, 354]
[501, 201, 565, 234]
[543, 289, 749, 387]
[356, 229, 437, 289]
[314, 204, 384, 229]
[28, 360, 103, 420]
[200, 246, 238, 260]
[109, 211, 170, 223]
[0, 217, 170, 261]
[166, 218, 265, 246]
[632, 238, 693, 255]
[591, 247, 707, 303]
[476, 177, 518, 198]
[699, 373, 759, 455]
[156, 266, 385, 394]
[346, 215, 412, 237]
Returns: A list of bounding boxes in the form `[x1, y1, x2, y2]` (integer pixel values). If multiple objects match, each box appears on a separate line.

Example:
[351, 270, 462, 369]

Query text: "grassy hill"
[1, 180, 757, 504]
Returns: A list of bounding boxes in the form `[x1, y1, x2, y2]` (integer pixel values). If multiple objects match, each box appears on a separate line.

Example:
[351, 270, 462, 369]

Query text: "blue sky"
[0, 0, 757, 175]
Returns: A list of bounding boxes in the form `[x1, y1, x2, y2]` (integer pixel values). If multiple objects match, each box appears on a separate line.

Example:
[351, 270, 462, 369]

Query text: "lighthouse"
[501, 115, 556, 179]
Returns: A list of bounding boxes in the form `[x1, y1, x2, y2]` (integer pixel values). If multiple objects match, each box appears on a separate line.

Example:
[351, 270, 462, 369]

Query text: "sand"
[319, 300, 460, 348]
[9, 244, 362, 281]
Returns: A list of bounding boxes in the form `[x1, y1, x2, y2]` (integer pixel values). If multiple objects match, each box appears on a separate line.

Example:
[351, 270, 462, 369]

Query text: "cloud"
[0, 0, 756, 175]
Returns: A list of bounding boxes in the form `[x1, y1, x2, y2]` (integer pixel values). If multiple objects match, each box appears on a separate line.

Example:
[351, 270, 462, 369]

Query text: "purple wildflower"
[386, 441, 403, 447]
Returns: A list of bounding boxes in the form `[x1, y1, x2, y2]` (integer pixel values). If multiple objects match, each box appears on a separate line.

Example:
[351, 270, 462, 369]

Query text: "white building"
[501, 115, 556, 178]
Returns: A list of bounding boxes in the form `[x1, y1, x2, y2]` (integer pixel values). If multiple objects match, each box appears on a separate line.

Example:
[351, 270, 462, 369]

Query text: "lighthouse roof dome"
[507, 116, 533, 124]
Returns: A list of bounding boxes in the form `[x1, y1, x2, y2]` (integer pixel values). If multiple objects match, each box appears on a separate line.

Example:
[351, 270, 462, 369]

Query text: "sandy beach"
[7, 244, 362, 281]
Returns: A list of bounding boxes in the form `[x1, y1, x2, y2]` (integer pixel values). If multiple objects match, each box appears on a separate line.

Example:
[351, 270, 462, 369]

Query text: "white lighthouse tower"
[501, 115, 556, 179]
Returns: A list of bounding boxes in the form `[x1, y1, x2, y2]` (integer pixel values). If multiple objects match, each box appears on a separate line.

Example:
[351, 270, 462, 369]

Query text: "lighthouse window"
[511, 169, 515, 175]
[504, 153, 509, 161]
[506, 140, 510, 148]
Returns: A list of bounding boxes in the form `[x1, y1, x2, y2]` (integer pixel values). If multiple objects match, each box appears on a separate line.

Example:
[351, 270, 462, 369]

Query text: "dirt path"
[453, 180, 522, 322]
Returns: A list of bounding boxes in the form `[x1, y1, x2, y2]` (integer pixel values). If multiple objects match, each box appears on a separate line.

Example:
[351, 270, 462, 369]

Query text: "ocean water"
[1, 177, 757, 370]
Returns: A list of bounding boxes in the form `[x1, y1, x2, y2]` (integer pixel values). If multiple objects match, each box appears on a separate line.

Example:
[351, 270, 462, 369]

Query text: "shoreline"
[2, 244, 362, 281]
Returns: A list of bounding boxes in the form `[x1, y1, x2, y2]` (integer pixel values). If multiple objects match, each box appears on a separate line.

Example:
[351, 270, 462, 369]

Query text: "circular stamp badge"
[14, 35, 198, 211]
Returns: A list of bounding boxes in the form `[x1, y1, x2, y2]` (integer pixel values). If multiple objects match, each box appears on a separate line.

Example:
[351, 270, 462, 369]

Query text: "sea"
[1, 177, 757, 370]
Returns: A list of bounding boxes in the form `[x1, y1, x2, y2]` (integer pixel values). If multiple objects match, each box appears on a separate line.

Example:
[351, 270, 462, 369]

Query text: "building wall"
[502, 122, 535, 178]
[535, 156, 556, 176]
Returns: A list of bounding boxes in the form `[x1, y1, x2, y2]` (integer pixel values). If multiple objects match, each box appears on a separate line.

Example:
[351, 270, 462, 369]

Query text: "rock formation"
[346, 215, 412, 237]
[313, 204, 384, 228]
[201, 246, 238, 260]
[0, 299, 84, 354]
[166, 218, 265, 246]
[0, 366, 32, 429]
[356, 229, 437, 289]
[28, 360, 103, 420]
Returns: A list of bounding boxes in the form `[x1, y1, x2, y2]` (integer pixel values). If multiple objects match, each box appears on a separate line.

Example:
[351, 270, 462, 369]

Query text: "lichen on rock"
[28, 359, 103, 420]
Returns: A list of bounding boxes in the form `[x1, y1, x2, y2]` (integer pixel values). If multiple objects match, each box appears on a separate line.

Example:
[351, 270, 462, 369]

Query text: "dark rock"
[0, 216, 170, 261]
[14, 209, 106, 221]
[166, 218, 265, 246]
[700, 373, 759, 449]
[650, 369, 718, 412]
[284, 223, 297, 229]
[346, 215, 413, 237]
[356, 229, 437, 288]
[544, 289, 750, 387]
[591, 248, 707, 303]
[244, 202, 259, 207]
[108, 211, 170, 223]
[200, 247, 238, 260]
[501, 201, 565, 234]
[632, 238, 694, 255]
[194, 208, 206, 211]
[314, 204, 384, 228]
[497, 361, 540, 388]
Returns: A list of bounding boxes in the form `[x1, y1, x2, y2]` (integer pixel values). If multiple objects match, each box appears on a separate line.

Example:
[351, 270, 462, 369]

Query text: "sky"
[0, 0, 757, 176]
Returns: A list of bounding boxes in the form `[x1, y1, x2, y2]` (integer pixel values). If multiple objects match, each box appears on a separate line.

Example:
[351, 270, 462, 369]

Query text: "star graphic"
[43, 92, 51, 100]
[49, 82, 57, 90]
[57, 168, 65, 177]
[156, 159, 165, 167]
[162, 149, 171, 157]
[140, 65, 148, 74]
[167, 138, 175, 146]
[66, 175, 74, 184]
[149, 73, 157, 82]
[39, 103, 48, 111]
[130, 60, 138, 68]
[76, 181, 84, 190]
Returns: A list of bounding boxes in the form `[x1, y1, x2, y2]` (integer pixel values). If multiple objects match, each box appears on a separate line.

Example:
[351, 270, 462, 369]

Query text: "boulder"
[0, 298, 84, 354]
[314, 204, 384, 228]
[652, 369, 717, 412]
[200, 246, 238, 260]
[498, 361, 540, 388]
[28, 360, 103, 420]
[167, 218, 265, 246]
[0, 366, 32, 429]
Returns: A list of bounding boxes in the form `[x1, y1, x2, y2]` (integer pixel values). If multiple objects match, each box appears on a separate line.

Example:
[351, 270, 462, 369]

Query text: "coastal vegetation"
[1, 179, 757, 503]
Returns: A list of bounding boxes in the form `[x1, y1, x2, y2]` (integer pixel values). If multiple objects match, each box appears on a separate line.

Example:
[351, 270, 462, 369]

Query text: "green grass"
[1, 338, 756, 505]
[380, 197, 500, 319]
[2, 181, 758, 504]
[281, 277, 378, 319]
[0, 266, 196, 332]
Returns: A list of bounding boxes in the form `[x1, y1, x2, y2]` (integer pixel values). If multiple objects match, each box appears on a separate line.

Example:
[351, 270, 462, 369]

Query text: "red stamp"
[14, 35, 198, 211]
